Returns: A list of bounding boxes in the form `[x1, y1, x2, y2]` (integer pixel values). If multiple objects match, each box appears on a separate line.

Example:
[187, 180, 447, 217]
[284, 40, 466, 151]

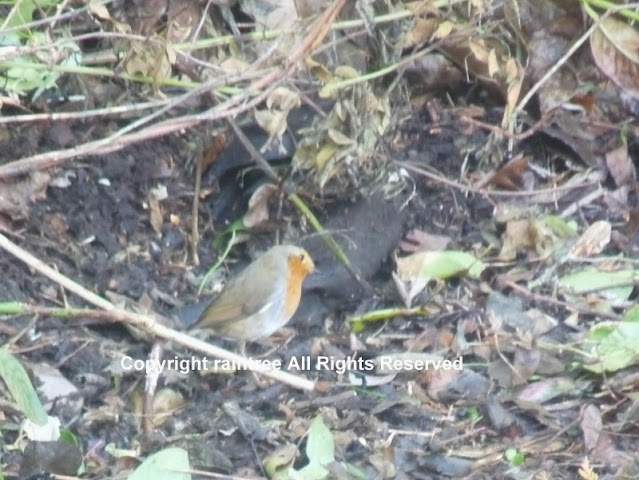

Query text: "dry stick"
[0, 233, 316, 391]
[503, 280, 620, 320]
[191, 151, 203, 266]
[396, 161, 598, 198]
[143, 342, 163, 434]
[460, 110, 559, 142]
[0, 99, 173, 124]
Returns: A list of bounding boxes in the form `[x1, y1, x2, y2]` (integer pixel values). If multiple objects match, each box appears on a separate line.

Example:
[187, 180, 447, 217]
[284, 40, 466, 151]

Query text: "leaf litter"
[1, 0, 639, 479]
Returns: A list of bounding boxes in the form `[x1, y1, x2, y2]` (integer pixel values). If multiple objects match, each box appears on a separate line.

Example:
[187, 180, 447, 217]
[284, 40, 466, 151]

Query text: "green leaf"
[59, 429, 81, 448]
[0, 348, 48, 425]
[1, 0, 64, 29]
[583, 318, 639, 372]
[558, 268, 637, 301]
[289, 416, 336, 480]
[543, 215, 578, 237]
[128, 447, 190, 480]
[306, 416, 334, 466]
[416, 251, 485, 279]
[505, 448, 524, 466]
[343, 463, 368, 479]
[625, 305, 639, 322]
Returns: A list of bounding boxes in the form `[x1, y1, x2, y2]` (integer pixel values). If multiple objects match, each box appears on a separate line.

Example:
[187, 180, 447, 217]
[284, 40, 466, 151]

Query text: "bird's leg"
[238, 340, 247, 358]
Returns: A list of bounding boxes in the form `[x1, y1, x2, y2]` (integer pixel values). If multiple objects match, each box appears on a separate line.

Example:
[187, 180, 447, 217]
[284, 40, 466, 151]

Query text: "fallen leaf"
[606, 144, 637, 188]
[570, 220, 611, 258]
[591, 16, 639, 101]
[243, 183, 279, 229]
[399, 229, 451, 252]
[396, 250, 485, 306]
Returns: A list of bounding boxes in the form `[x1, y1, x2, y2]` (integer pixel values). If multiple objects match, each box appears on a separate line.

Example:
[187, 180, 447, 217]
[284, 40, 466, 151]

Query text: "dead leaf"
[570, 220, 611, 258]
[124, 42, 175, 84]
[395, 250, 485, 306]
[580, 404, 630, 470]
[243, 183, 279, 229]
[498, 218, 555, 261]
[266, 87, 301, 112]
[431, 20, 454, 40]
[153, 388, 186, 427]
[147, 185, 167, 234]
[399, 229, 451, 253]
[606, 144, 636, 188]
[482, 156, 530, 190]
[0, 171, 50, 218]
[516, 377, 577, 403]
[580, 404, 602, 451]
[591, 16, 639, 100]
[512, 347, 541, 386]
[254, 109, 287, 144]
[220, 57, 250, 74]
[397, 18, 439, 49]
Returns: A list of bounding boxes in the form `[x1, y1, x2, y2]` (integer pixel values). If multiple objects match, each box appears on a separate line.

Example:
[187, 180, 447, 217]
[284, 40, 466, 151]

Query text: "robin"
[189, 244, 315, 344]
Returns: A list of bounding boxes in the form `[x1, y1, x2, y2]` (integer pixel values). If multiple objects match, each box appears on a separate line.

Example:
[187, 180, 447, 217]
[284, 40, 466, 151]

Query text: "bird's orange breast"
[284, 256, 313, 318]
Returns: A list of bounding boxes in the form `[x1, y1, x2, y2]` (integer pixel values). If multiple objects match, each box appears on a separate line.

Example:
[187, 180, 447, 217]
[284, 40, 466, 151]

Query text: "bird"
[189, 244, 315, 345]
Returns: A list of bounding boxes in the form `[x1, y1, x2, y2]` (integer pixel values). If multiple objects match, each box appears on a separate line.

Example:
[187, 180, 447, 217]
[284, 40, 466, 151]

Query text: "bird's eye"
[299, 253, 305, 261]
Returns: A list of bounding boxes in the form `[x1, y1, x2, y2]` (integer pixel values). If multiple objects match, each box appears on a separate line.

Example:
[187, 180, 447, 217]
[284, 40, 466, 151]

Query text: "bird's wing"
[192, 254, 284, 328]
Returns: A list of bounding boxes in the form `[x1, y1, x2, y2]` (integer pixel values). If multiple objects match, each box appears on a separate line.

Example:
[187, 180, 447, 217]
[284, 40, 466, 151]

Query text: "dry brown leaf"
[580, 405, 602, 452]
[488, 48, 499, 78]
[124, 42, 175, 83]
[220, 57, 251, 74]
[503, 58, 524, 124]
[485, 156, 530, 190]
[152, 388, 186, 427]
[516, 377, 577, 403]
[591, 16, 639, 100]
[570, 220, 611, 258]
[243, 183, 279, 229]
[579, 404, 629, 470]
[498, 218, 553, 261]
[0, 171, 50, 218]
[578, 457, 599, 480]
[469, 40, 491, 64]
[399, 229, 451, 253]
[266, 87, 301, 112]
[254, 109, 287, 141]
[397, 18, 439, 49]
[606, 144, 637, 188]
[431, 20, 454, 40]
[148, 185, 167, 234]
[305, 57, 333, 83]
[512, 348, 541, 386]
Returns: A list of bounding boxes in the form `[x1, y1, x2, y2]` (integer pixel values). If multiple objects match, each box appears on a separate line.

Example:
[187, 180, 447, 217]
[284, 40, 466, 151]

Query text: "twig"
[226, 118, 279, 183]
[460, 110, 558, 141]
[502, 280, 620, 320]
[191, 152, 203, 266]
[0, 99, 172, 124]
[143, 342, 163, 434]
[396, 161, 598, 197]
